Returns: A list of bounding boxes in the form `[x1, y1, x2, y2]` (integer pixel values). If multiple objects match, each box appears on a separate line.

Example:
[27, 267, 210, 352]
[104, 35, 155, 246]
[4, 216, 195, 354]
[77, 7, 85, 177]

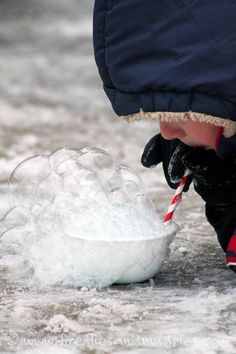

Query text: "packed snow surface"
[0, 147, 177, 288]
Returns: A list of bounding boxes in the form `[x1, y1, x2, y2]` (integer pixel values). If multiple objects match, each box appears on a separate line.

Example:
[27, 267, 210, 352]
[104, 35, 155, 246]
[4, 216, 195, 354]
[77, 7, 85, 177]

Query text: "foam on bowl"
[0, 147, 179, 288]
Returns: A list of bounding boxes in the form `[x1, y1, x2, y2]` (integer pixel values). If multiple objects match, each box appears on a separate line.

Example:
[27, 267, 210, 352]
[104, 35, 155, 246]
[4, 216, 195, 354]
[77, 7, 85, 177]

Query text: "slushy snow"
[0, 147, 177, 288]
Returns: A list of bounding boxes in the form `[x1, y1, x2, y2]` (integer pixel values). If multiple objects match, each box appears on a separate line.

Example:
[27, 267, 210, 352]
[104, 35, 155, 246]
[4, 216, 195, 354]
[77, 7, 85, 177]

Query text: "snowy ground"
[0, 1, 236, 353]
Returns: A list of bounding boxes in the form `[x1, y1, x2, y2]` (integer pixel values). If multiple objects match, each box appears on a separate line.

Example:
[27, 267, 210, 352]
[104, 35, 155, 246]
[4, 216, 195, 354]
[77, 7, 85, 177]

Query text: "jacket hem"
[123, 110, 236, 137]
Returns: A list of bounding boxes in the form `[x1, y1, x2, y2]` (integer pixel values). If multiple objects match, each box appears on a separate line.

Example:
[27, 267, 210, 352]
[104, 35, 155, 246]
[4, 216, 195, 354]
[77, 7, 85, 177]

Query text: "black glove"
[141, 133, 193, 192]
[141, 133, 236, 207]
[180, 148, 236, 208]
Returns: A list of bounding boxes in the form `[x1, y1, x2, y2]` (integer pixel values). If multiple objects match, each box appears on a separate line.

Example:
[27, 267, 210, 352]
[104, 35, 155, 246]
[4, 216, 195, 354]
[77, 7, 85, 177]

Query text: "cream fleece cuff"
[123, 110, 236, 138]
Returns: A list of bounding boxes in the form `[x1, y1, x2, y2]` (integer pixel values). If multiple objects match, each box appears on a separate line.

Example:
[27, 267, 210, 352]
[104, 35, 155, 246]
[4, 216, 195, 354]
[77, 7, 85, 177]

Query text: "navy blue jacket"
[93, 0, 236, 122]
[93, 0, 236, 272]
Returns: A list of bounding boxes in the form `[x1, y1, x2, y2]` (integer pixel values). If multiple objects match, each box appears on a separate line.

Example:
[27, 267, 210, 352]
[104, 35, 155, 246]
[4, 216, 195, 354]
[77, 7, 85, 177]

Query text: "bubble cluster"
[0, 147, 177, 288]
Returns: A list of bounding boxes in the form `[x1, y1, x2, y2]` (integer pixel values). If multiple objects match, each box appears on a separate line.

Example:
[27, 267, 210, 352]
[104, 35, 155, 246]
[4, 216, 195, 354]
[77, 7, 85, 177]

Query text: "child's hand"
[181, 148, 236, 208]
[142, 133, 236, 207]
[141, 133, 193, 191]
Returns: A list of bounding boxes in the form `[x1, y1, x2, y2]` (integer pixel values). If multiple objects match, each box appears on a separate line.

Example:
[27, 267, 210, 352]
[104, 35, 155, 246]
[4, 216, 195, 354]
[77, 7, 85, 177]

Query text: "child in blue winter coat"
[93, 0, 236, 272]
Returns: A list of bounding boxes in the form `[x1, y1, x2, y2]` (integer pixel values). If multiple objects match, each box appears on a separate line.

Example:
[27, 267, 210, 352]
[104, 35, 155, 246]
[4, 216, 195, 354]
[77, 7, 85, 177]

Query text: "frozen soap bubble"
[0, 147, 178, 288]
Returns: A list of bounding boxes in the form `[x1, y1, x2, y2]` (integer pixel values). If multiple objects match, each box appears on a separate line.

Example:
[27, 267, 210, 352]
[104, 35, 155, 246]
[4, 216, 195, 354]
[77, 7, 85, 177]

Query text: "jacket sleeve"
[205, 203, 236, 272]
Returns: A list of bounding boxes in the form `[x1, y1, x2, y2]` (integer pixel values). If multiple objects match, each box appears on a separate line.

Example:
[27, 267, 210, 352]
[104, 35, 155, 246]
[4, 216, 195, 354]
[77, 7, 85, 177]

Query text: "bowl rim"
[65, 228, 177, 242]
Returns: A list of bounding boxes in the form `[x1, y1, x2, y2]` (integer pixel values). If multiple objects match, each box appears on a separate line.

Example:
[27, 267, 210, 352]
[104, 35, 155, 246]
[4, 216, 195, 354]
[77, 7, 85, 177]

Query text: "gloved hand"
[141, 133, 236, 207]
[180, 147, 236, 208]
[141, 133, 193, 192]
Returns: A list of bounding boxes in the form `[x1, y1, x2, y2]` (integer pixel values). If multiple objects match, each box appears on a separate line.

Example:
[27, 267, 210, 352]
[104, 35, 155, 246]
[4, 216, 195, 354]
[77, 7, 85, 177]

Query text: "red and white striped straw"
[163, 169, 192, 224]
